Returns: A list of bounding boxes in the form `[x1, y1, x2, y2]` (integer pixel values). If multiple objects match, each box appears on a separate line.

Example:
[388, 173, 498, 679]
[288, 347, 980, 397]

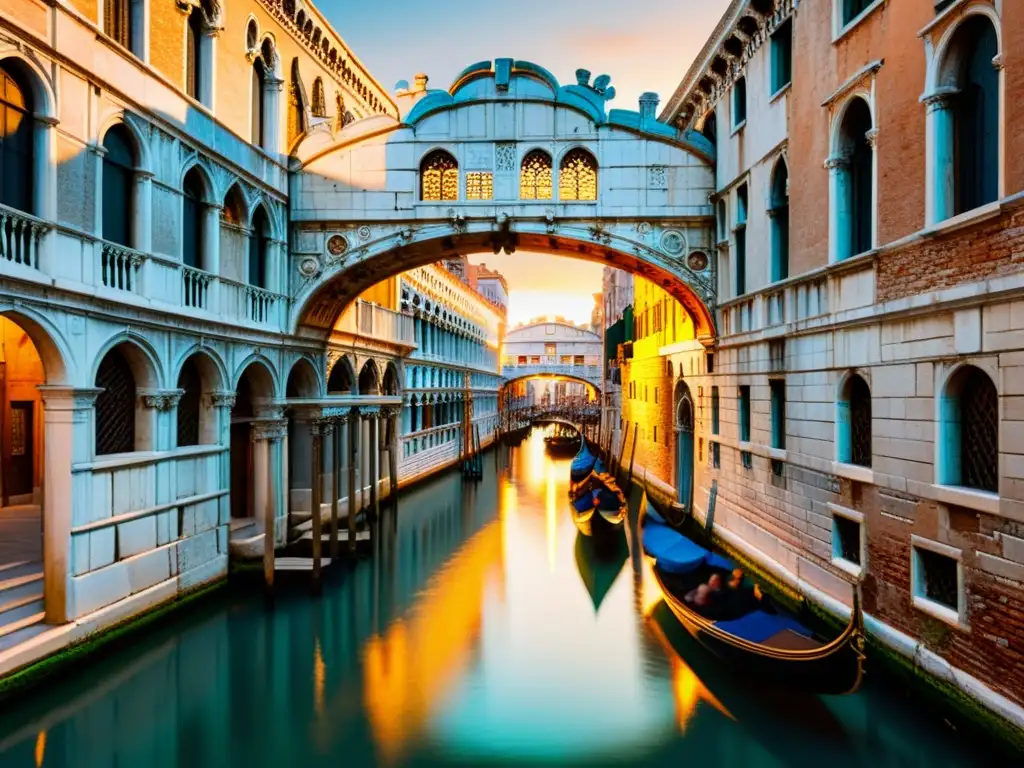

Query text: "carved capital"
[252, 419, 287, 441]
[141, 389, 184, 411]
[823, 154, 849, 172]
[209, 391, 236, 409]
[381, 405, 401, 419]
[864, 128, 879, 149]
[921, 88, 957, 114]
[992, 53, 1004, 72]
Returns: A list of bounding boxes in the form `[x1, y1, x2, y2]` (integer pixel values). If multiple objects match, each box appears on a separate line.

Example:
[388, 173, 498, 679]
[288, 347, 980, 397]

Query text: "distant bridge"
[500, 364, 602, 394]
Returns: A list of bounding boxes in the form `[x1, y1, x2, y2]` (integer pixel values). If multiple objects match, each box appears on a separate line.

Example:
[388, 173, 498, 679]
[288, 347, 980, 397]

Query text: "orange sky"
[469, 252, 604, 327]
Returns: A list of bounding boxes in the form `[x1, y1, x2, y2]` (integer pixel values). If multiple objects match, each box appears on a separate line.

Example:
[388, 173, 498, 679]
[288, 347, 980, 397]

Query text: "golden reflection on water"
[362, 522, 504, 765]
[313, 640, 325, 717]
[33, 731, 44, 768]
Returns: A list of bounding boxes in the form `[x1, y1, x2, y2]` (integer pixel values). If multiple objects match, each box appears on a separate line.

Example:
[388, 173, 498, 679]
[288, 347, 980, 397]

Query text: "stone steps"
[0, 561, 44, 639]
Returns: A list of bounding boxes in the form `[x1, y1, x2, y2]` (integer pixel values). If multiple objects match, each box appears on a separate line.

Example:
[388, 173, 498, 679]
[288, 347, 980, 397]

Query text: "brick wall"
[877, 204, 1024, 303]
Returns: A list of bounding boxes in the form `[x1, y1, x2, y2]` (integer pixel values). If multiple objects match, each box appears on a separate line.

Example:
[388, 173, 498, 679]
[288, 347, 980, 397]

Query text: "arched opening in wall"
[101, 125, 137, 249]
[249, 205, 270, 289]
[286, 358, 319, 399]
[769, 157, 789, 283]
[837, 373, 871, 467]
[940, 365, 998, 493]
[420, 150, 458, 201]
[520, 150, 552, 200]
[559, 149, 597, 201]
[674, 382, 695, 513]
[94, 341, 156, 456]
[701, 112, 717, 147]
[382, 363, 399, 396]
[945, 16, 1000, 216]
[311, 77, 327, 118]
[176, 352, 221, 447]
[835, 98, 873, 261]
[327, 355, 354, 394]
[358, 360, 380, 396]
[0, 311, 69, 621]
[182, 167, 207, 271]
[185, 6, 204, 101]
[0, 62, 35, 215]
[251, 56, 266, 146]
[231, 361, 274, 520]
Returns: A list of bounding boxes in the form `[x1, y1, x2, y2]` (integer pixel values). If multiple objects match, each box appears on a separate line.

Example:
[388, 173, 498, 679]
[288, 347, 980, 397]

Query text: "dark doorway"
[3, 401, 33, 501]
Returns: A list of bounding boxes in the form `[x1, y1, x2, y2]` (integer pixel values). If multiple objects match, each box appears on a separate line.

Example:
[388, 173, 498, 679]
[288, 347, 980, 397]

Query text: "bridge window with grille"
[0, 63, 34, 215]
[176, 357, 202, 447]
[520, 150, 553, 200]
[833, 97, 874, 261]
[249, 205, 270, 288]
[930, 16, 1000, 221]
[102, 125, 136, 248]
[466, 172, 493, 201]
[734, 184, 748, 296]
[939, 365, 998, 494]
[95, 346, 139, 456]
[769, 158, 789, 282]
[420, 150, 459, 201]
[558, 149, 597, 201]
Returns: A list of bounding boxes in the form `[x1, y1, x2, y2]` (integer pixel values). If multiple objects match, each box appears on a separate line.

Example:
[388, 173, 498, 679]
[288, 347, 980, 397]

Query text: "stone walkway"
[0, 505, 42, 568]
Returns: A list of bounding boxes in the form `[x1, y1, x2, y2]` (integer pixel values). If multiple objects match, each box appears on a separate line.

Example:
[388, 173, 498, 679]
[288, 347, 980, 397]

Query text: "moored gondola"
[570, 469, 627, 540]
[568, 439, 596, 483]
[639, 491, 864, 695]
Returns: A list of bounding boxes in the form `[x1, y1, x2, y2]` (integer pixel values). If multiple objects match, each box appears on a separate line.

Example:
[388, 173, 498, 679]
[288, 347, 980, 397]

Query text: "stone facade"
[650, 0, 1024, 730]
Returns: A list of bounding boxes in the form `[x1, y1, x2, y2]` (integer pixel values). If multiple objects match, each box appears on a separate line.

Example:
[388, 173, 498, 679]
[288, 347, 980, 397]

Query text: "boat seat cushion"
[714, 610, 813, 644]
[641, 520, 687, 559]
[645, 503, 668, 526]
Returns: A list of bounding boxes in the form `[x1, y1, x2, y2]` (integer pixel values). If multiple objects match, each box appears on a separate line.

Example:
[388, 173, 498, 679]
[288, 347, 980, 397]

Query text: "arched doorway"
[675, 382, 695, 512]
[0, 309, 70, 624]
[231, 361, 274, 520]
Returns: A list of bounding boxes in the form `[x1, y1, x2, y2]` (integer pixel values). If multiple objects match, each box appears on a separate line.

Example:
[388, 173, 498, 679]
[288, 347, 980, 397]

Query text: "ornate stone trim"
[141, 389, 185, 411]
[209, 391, 237, 409]
[252, 419, 288, 441]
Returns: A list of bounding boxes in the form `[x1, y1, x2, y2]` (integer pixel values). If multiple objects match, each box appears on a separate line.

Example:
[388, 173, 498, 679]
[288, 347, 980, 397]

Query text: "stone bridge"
[288, 58, 718, 344]
[500, 364, 602, 394]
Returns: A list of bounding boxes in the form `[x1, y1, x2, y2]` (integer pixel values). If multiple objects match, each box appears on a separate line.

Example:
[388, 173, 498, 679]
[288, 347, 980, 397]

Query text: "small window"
[711, 386, 720, 435]
[707, 353, 715, 374]
[544, 343, 556, 356]
[770, 380, 786, 449]
[771, 20, 792, 95]
[466, 171, 493, 200]
[654, 387, 659, 405]
[735, 184, 748, 296]
[732, 77, 747, 127]
[913, 544, 960, 614]
[716, 200, 727, 242]
[842, 0, 873, 27]
[940, 365, 998, 493]
[558, 148, 598, 201]
[520, 150, 553, 200]
[839, 373, 872, 467]
[833, 514, 862, 566]
[421, 150, 459, 201]
[573, 355, 584, 365]
[711, 441, 720, 469]
[741, 450, 752, 469]
[653, 425, 658, 443]
[701, 111, 717, 147]
[738, 385, 751, 443]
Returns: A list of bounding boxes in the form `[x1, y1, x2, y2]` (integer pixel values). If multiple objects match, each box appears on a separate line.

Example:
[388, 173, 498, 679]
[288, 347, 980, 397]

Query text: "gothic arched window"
[251, 58, 266, 146]
[102, 125, 136, 247]
[249, 205, 270, 288]
[0, 63, 33, 214]
[95, 346, 137, 456]
[769, 158, 789, 282]
[520, 149, 552, 200]
[185, 7, 203, 100]
[838, 373, 871, 467]
[951, 16, 999, 216]
[558, 148, 598, 201]
[312, 77, 326, 117]
[420, 150, 458, 201]
[833, 97, 873, 261]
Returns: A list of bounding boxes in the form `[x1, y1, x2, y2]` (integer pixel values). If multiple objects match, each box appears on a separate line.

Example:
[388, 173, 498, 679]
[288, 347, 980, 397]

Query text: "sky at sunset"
[323, 0, 731, 326]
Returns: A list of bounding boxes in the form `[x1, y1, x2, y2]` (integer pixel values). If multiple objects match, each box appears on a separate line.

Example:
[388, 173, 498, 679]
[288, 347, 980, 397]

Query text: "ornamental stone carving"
[326, 234, 348, 257]
[299, 256, 321, 277]
[142, 390, 184, 411]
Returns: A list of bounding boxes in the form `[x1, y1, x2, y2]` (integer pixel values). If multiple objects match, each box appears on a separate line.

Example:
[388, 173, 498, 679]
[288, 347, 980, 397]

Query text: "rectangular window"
[465, 172, 493, 200]
[517, 355, 527, 365]
[741, 450, 752, 469]
[735, 185, 748, 296]
[770, 380, 786, 450]
[738, 385, 751, 442]
[645, 385, 649, 402]
[653, 425, 658, 443]
[711, 441, 720, 469]
[529, 356, 541, 364]
[732, 77, 747, 127]
[574, 355, 585, 365]
[545, 343, 556, 356]
[833, 514, 862, 567]
[654, 387, 659, 405]
[913, 544, 960, 614]
[699, 438, 703, 462]
[771, 20, 792, 95]
[560, 355, 572, 364]
[707, 353, 715, 374]
[842, 0, 873, 27]
[711, 386, 720, 435]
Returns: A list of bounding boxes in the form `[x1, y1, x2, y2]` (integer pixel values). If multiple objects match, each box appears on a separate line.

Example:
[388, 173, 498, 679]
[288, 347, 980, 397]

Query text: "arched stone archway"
[674, 380, 695, 514]
[289, 58, 717, 346]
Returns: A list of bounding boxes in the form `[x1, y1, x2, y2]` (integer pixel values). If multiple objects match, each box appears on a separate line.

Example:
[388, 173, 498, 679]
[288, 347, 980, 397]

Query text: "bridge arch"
[289, 58, 718, 345]
[501, 372, 601, 398]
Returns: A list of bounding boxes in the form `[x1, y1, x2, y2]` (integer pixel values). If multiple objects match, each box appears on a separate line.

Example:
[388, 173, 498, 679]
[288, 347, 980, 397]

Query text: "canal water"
[0, 428, 1006, 767]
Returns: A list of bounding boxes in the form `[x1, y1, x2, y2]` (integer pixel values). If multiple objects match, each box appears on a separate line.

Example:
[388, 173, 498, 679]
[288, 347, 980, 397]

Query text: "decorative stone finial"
[576, 69, 591, 87]
[413, 73, 429, 92]
[639, 92, 660, 119]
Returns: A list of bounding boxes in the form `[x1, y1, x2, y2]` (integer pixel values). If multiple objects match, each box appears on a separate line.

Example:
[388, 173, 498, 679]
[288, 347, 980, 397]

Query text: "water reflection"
[0, 427, 1001, 767]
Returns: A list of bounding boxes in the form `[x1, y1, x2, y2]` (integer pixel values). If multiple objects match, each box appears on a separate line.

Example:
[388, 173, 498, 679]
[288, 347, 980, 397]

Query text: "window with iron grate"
[95, 347, 136, 455]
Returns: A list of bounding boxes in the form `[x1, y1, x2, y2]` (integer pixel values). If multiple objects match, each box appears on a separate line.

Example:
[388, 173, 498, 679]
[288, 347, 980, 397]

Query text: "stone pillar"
[309, 419, 323, 592]
[825, 155, 851, 263]
[924, 93, 955, 226]
[37, 387, 100, 624]
[330, 414, 346, 559]
[209, 392, 236, 527]
[264, 78, 285, 157]
[384, 405, 400, 507]
[252, 418, 286, 590]
[370, 411, 380, 520]
[348, 408, 359, 548]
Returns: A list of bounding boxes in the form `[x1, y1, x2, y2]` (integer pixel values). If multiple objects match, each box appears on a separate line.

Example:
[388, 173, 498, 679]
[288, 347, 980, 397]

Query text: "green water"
[0, 429, 1009, 767]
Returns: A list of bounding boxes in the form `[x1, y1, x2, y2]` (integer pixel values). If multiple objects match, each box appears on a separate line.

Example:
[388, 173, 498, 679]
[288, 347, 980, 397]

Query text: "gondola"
[570, 470, 627, 539]
[639, 491, 864, 695]
[545, 426, 580, 457]
[568, 439, 596, 483]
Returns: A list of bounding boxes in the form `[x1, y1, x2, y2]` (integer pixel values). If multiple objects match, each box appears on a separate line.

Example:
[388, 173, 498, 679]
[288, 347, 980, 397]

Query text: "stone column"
[348, 408, 359, 548]
[209, 392, 236, 526]
[384, 405, 400, 508]
[825, 154, 851, 262]
[37, 387, 100, 624]
[924, 92, 955, 226]
[203, 202, 223, 310]
[309, 419, 323, 592]
[252, 418, 286, 590]
[330, 413, 346, 559]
